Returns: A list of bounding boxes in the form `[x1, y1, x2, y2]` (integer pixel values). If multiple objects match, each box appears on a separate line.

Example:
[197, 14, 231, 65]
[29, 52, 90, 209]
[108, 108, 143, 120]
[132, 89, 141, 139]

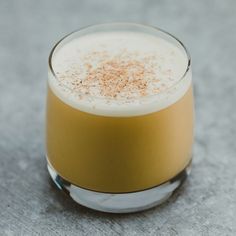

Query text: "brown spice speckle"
[56, 50, 174, 99]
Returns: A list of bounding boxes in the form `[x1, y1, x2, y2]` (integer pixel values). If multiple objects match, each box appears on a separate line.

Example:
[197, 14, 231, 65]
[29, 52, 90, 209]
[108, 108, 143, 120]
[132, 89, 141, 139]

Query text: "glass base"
[47, 161, 191, 213]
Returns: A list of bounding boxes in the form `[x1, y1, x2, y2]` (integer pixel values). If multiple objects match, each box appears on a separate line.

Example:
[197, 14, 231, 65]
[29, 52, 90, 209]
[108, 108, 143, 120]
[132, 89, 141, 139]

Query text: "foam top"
[49, 31, 191, 117]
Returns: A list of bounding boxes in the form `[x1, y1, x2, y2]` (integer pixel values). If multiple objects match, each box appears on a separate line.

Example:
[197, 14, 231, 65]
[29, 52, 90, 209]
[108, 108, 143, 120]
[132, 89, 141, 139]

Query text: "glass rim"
[48, 22, 191, 101]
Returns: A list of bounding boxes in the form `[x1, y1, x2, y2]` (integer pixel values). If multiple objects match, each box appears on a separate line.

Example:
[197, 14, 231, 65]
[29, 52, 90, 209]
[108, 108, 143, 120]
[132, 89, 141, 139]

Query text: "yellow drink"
[47, 86, 193, 193]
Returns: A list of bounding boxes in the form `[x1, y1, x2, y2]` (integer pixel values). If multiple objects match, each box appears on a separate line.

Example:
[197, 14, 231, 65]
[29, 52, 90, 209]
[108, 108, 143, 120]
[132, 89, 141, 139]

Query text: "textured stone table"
[0, 0, 236, 235]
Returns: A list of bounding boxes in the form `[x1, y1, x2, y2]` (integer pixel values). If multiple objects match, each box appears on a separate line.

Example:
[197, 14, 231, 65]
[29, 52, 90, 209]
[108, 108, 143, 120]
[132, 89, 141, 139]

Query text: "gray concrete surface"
[0, 0, 236, 235]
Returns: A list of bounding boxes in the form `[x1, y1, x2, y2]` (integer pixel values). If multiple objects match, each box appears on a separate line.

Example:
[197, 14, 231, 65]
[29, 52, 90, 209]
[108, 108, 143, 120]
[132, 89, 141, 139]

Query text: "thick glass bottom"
[47, 161, 191, 213]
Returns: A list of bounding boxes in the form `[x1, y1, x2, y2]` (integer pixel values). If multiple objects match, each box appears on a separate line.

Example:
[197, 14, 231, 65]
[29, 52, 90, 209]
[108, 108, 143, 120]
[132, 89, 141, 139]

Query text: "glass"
[46, 23, 194, 213]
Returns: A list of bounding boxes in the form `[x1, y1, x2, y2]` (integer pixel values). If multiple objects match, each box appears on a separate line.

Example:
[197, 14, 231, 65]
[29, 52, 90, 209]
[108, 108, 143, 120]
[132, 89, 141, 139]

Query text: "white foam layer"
[49, 31, 191, 117]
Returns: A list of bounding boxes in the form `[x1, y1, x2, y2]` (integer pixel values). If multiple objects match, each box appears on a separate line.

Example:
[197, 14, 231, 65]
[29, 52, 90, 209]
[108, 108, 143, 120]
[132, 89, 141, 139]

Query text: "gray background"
[0, 0, 236, 235]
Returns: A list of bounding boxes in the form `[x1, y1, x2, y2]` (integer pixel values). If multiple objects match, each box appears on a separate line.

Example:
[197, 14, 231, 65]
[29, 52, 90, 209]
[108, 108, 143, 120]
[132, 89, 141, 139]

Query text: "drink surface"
[50, 31, 190, 116]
